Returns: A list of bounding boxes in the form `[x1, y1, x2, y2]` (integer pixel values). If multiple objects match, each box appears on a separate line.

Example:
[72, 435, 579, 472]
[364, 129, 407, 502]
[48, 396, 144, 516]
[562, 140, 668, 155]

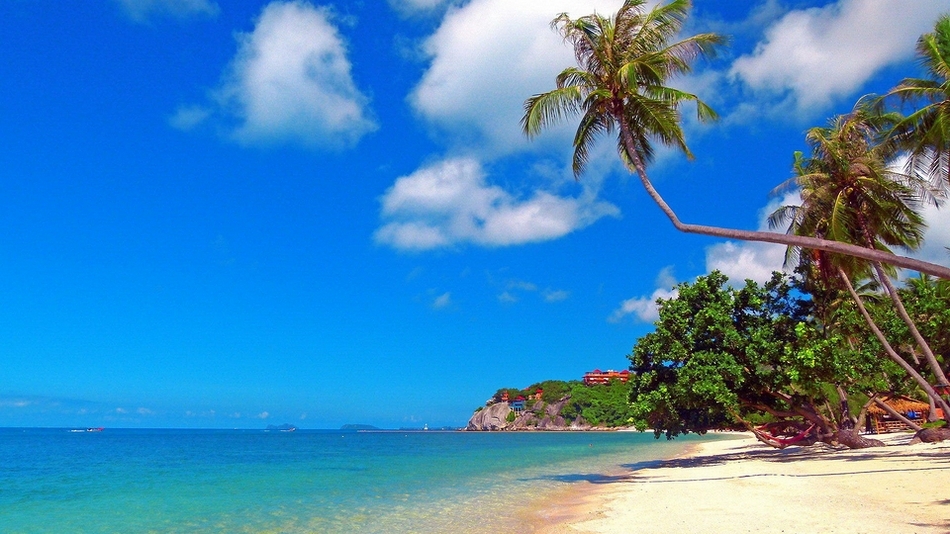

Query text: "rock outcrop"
[465, 396, 619, 431]
[466, 402, 512, 431]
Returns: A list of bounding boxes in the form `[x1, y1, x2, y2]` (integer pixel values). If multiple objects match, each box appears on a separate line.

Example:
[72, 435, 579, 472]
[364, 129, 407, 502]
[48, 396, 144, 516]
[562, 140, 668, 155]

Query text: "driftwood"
[909, 427, 950, 444]
[835, 430, 885, 449]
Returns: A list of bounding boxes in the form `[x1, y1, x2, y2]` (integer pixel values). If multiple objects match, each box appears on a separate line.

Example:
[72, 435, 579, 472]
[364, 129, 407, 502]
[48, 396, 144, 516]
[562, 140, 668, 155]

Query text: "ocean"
[1, 428, 714, 533]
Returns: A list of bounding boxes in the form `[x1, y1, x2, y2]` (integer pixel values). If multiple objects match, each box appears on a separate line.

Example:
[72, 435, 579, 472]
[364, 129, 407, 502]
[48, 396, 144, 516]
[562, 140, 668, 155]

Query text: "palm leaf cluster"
[522, 0, 722, 177]
[885, 14, 950, 187]
[770, 105, 930, 282]
[522, 0, 950, 278]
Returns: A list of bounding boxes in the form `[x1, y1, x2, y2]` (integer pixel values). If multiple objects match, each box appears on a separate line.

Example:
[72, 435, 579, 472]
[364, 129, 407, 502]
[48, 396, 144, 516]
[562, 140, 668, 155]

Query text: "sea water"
[0, 428, 712, 533]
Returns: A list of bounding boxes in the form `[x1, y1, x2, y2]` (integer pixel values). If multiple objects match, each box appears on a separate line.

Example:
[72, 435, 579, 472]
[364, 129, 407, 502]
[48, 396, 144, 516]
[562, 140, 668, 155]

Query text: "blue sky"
[2, 0, 949, 429]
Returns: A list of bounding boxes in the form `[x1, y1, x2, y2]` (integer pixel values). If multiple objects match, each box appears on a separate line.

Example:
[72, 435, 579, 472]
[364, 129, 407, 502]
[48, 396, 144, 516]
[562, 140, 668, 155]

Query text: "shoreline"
[530, 431, 950, 533]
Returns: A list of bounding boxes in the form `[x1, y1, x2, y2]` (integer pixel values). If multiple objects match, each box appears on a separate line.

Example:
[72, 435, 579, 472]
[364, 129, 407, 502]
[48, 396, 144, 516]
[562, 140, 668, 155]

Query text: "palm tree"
[770, 105, 950, 417]
[884, 14, 950, 190]
[522, 0, 950, 279]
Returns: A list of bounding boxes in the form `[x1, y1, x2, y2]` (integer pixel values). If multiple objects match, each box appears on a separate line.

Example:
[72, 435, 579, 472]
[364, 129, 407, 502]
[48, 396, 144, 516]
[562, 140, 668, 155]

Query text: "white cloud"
[388, 0, 455, 17]
[0, 398, 32, 408]
[168, 105, 211, 130]
[432, 292, 452, 309]
[913, 202, 950, 268]
[543, 289, 569, 302]
[508, 280, 538, 292]
[704, 193, 795, 284]
[705, 162, 950, 283]
[208, 1, 376, 148]
[729, 0, 950, 116]
[705, 240, 789, 285]
[610, 267, 679, 324]
[115, 0, 219, 22]
[498, 291, 518, 303]
[375, 158, 619, 250]
[409, 0, 624, 156]
[257, 411, 270, 419]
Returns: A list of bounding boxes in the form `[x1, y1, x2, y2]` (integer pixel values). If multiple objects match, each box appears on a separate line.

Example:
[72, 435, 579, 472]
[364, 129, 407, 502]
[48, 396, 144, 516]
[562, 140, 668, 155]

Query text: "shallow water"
[0, 428, 710, 533]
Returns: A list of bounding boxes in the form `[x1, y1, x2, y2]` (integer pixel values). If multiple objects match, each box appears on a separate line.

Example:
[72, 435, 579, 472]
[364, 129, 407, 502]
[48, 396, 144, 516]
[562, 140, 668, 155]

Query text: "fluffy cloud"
[705, 239, 789, 285]
[729, 0, 950, 116]
[388, 0, 455, 17]
[168, 105, 211, 130]
[912, 201, 950, 268]
[115, 0, 219, 22]
[498, 280, 568, 303]
[704, 193, 795, 284]
[409, 0, 623, 155]
[432, 292, 452, 309]
[609, 267, 679, 324]
[191, 1, 376, 148]
[702, 178, 950, 284]
[375, 158, 618, 250]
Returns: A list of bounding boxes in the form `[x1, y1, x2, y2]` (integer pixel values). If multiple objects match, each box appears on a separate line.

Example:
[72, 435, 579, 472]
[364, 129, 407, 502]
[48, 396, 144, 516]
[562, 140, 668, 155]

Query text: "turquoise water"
[1, 428, 710, 533]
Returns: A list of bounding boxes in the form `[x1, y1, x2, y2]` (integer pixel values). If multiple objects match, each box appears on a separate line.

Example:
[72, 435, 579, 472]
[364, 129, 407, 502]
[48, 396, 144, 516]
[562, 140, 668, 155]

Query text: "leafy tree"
[525, 380, 577, 404]
[770, 104, 950, 417]
[523, 0, 950, 278]
[628, 271, 900, 448]
[562, 380, 634, 427]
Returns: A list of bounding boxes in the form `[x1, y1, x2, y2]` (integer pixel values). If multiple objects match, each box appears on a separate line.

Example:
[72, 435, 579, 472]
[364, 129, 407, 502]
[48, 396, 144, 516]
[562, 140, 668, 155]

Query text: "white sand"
[535, 432, 950, 534]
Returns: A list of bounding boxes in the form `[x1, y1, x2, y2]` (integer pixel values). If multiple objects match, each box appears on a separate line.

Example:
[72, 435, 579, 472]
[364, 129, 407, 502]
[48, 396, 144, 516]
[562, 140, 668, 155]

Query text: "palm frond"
[521, 85, 583, 138]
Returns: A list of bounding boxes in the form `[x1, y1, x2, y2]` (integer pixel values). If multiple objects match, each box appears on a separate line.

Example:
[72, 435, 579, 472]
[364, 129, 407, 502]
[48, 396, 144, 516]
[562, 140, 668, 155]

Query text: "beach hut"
[867, 395, 931, 434]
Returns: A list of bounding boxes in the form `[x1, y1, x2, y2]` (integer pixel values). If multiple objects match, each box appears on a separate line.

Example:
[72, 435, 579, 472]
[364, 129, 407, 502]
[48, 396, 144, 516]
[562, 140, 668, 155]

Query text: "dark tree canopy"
[628, 271, 905, 446]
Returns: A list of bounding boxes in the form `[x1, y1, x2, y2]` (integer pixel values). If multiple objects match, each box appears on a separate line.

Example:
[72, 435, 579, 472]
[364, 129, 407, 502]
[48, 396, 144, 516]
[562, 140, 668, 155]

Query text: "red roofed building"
[583, 369, 630, 385]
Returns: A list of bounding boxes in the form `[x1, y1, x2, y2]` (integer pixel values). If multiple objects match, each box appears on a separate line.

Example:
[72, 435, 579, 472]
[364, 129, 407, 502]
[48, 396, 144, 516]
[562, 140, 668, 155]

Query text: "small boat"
[86, 427, 104, 432]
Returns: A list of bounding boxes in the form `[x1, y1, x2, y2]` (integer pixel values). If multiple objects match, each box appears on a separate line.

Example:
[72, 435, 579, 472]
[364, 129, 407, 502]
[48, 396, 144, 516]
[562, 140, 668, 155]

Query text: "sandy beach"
[535, 432, 950, 534]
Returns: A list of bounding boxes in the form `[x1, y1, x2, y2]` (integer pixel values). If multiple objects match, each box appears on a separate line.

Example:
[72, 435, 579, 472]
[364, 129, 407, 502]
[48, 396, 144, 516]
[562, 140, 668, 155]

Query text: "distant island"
[340, 424, 380, 431]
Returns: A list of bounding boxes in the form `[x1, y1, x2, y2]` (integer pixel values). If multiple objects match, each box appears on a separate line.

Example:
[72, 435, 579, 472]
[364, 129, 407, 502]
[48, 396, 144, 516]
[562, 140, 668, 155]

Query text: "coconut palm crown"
[522, 0, 950, 279]
[522, 0, 722, 178]
[770, 104, 929, 278]
[885, 14, 950, 188]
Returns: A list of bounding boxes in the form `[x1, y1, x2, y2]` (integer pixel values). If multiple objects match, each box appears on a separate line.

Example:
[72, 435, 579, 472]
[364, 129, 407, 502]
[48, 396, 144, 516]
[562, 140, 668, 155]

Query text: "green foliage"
[562, 380, 634, 426]
[485, 379, 635, 428]
[526, 380, 577, 403]
[505, 411, 516, 423]
[628, 271, 901, 439]
[492, 388, 525, 403]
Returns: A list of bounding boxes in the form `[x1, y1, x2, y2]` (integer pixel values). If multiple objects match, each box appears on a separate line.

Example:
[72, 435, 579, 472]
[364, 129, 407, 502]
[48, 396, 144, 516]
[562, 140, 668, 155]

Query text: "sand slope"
[539, 432, 950, 534]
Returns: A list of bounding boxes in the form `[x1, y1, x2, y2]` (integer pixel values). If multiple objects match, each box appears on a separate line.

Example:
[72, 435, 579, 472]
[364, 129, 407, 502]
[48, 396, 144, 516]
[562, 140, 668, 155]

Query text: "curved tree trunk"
[835, 430, 885, 448]
[615, 117, 950, 279]
[838, 268, 950, 418]
[872, 262, 950, 387]
[910, 427, 950, 444]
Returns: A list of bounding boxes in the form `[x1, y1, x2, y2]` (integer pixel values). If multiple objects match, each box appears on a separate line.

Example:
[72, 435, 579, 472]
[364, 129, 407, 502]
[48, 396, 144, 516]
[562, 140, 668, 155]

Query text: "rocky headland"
[465, 395, 625, 431]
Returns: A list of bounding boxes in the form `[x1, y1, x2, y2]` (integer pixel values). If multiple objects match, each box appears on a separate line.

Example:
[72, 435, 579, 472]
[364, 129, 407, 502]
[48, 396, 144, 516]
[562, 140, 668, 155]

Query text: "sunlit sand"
[536, 432, 950, 534]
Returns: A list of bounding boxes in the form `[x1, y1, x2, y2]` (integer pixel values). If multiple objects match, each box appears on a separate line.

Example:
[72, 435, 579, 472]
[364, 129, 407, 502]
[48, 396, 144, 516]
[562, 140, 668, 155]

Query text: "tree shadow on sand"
[525, 439, 950, 486]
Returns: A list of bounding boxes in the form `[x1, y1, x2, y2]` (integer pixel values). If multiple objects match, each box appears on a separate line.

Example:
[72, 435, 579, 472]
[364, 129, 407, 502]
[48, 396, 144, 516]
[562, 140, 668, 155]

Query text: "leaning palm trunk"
[873, 397, 924, 432]
[872, 261, 950, 387]
[613, 118, 950, 278]
[838, 267, 950, 419]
